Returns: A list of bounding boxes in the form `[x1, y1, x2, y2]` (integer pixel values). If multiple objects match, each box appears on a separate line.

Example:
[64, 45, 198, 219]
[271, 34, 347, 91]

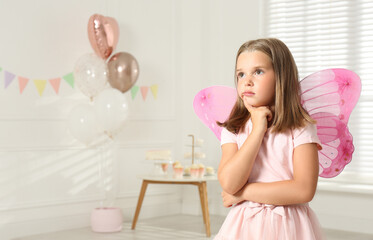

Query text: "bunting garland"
[0, 67, 159, 101]
[130, 84, 158, 101]
[1, 68, 74, 96]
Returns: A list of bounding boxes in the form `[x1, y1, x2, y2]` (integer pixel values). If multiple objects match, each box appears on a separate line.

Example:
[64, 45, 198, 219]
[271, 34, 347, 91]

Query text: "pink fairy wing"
[300, 68, 361, 124]
[300, 69, 361, 178]
[311, 112, 354, 178]
[193, 86, 237, 140]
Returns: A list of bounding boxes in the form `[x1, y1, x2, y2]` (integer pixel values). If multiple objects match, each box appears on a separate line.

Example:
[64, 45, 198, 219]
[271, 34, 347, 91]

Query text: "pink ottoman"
[90, 207, 123, 232]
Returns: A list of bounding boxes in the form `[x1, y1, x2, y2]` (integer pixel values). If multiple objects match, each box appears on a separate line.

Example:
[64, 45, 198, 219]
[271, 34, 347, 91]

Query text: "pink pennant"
[4, 71, 16, 88]
[49, 78, 61, 94]
[140, 86, 149, 101]
[18, 76, 29, 94]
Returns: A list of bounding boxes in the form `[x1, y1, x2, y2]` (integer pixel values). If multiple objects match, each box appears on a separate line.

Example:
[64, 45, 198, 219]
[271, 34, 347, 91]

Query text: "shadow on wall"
[0, 139, 119, 222]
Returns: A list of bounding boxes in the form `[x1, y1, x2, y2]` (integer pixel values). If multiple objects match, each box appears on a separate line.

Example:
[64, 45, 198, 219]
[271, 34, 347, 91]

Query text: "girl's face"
[236, 50, 276, 108]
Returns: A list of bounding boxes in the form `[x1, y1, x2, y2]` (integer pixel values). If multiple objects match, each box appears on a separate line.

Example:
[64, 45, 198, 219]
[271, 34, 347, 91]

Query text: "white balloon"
[94, 88, 129, 137]
[74, 53, 108, 99]
[68, 104, 100, 145]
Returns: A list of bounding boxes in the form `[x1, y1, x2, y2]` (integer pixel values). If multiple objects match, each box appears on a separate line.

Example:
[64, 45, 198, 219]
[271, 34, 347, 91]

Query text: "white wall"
[0, 0, 372, 239]
[0, 0, 182, 239]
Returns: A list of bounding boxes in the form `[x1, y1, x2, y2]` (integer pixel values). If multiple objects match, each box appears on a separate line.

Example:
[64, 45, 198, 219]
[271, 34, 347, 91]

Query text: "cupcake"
[161, 163, 168, 174]
[198, 163, 205, 178]
[205, 166, 215, 176]
[184, 167, 191, 176]
[190, 164, 199, 178]
[172, 161, 181, 168]
[173, 165, 184, 178]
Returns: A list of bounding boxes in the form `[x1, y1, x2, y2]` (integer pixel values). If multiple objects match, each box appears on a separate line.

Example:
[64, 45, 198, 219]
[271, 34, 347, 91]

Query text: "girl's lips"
[242, 91, 255, 97]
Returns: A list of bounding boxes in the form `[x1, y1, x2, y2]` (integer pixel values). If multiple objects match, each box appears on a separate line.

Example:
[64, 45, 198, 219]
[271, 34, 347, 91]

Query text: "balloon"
[88, 14, 119, 59]
[74, 53, 108, 99]
[94, 88, 129, 137]
[107, 52, 139, 93]
[68, 104, 100, 145]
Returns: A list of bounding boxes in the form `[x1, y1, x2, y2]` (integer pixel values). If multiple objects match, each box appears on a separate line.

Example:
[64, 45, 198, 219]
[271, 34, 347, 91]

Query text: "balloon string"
[99, 146, 104, 208]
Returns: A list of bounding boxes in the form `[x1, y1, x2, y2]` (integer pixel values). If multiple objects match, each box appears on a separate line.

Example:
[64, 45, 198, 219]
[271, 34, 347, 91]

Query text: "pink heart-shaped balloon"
[87, 14, 119, 60]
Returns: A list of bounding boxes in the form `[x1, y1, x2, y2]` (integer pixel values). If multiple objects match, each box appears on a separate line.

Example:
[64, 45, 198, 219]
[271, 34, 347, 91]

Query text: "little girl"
[214, 38, 324, 240]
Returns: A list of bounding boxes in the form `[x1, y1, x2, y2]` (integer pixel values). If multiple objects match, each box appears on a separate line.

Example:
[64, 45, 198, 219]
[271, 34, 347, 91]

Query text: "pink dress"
[214, 120, 325, 240]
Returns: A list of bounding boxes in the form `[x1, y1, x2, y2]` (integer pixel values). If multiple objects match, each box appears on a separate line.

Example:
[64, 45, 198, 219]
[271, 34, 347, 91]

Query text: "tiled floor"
[14, 214, 373, 240]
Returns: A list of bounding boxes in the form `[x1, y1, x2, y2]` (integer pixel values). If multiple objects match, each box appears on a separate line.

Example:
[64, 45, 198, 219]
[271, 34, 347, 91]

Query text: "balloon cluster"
[69, 14, 139, 145]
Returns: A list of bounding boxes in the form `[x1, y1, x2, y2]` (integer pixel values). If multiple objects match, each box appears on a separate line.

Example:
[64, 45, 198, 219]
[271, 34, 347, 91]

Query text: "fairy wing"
[300, 68, 361, 178]
[193, 85, 237, 141]
[193, 69, 361, 178]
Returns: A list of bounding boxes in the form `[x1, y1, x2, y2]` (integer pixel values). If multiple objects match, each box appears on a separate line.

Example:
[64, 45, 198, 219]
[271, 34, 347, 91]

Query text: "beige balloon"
[107, 52, 139, 93]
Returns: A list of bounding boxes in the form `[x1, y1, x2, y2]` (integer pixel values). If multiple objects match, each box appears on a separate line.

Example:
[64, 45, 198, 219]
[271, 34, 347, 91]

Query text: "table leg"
[198, 183, 206, 225]
[198, 181, 211, 237]
[131, 180, 148, 230]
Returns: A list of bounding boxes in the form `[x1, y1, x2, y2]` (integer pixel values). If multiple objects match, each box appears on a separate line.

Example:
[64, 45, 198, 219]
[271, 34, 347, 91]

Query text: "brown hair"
[218, 38, 315, 134]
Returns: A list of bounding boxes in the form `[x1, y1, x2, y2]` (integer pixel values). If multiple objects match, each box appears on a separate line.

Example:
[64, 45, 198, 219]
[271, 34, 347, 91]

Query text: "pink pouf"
[90, 207, 123, 232]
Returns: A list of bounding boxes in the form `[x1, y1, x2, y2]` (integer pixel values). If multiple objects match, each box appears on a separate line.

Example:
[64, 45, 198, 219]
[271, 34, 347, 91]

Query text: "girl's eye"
[254, 69, 264, 75]
[237, 72, 245, 79]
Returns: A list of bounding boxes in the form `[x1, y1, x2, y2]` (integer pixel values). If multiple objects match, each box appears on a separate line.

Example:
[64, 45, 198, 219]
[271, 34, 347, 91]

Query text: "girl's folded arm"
[218, 130, 265, 195]
[237, 143, 319, 205]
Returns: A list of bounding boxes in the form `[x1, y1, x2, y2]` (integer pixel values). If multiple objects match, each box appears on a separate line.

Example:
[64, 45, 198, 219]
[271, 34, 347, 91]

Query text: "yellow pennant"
[33, 79, 47, 96]
[150, 84, 158, 99]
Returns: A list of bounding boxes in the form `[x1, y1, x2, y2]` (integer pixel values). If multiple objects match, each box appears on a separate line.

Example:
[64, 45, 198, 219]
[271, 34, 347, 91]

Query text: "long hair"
[218, 38, 315, 134]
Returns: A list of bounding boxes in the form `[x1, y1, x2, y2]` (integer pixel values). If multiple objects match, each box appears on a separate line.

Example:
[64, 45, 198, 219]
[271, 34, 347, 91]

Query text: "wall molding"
[0, 115, 177, 121]
[0, 187, 177, 213]
[0, 193, 103, 212]
[0, 140, 174, 152]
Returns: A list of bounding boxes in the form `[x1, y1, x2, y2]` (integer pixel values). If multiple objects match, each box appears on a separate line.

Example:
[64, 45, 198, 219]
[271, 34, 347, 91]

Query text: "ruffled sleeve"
[220, 127, 237, 146]
[293, 123, 322, 150]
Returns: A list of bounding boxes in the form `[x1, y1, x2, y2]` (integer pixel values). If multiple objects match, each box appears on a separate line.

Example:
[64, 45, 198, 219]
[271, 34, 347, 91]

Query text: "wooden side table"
[131, 175, 218, 237]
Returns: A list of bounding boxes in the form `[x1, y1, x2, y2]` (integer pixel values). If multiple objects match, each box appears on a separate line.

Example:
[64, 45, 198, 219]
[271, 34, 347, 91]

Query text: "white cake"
[146, 149, 171, 160]
[184, 152, 206, 159]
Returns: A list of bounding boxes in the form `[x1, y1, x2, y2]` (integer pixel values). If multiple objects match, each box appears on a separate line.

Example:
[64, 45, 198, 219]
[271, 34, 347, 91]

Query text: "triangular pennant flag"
[33, 79, 47, 96]
[18, 76, 29, 94]
[131, 85, 139, 99]
[62, 72, 74, 88]
[49, 78, 61, 94]
[150, 84, 158, 99]
[140, 86, 149, 101]
[4, 71, 16, 88]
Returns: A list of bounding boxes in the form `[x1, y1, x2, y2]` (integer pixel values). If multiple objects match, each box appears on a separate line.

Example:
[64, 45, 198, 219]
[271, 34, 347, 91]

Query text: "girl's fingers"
[266, 107, 273, 121]
[242, 96, 273, 124]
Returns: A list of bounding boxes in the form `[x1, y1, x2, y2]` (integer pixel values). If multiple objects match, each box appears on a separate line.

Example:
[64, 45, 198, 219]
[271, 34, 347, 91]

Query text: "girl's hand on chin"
[243, 97, 272, 133]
